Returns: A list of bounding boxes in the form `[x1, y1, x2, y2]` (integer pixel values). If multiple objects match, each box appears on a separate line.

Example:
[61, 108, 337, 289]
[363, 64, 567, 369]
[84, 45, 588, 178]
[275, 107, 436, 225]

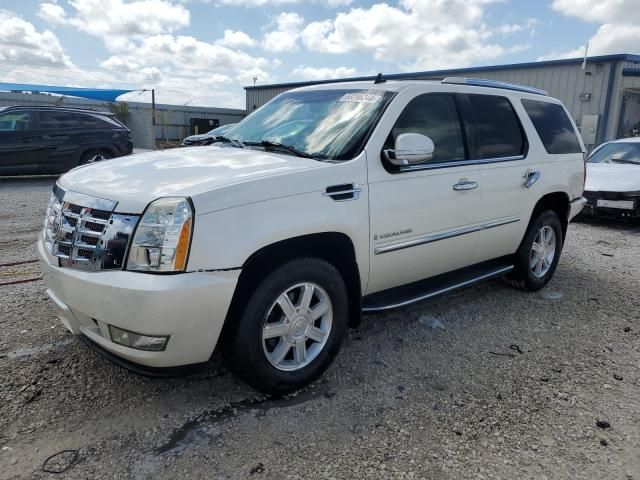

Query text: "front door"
[366, 92, 482, 294]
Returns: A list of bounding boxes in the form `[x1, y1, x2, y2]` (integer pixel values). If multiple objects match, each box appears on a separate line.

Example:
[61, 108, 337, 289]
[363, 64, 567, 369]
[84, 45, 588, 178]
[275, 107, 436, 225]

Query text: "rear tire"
[505, 210, 563, 291]
[224, 258, 349, 395]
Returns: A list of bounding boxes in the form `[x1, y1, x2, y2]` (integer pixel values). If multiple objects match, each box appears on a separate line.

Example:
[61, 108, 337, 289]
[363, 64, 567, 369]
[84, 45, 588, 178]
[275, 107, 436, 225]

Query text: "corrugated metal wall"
[245, 60, 629, 147]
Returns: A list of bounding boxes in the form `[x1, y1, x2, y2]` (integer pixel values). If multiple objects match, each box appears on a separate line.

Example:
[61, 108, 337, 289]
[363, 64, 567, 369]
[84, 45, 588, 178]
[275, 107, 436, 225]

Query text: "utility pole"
[151, 89, 156, 125]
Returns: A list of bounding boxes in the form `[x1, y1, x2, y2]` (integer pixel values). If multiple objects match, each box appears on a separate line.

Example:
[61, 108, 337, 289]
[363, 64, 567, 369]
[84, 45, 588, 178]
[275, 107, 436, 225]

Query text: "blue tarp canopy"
[0, 83, 136, 102]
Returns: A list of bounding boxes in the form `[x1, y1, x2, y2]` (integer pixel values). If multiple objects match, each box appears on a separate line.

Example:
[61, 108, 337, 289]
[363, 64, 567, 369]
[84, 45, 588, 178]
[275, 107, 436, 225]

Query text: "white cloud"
[292, 65, 358, 81]
[300, 0, 518, 71]
[31, 1, 273, 106]
[38, 0, 190, 44]
[262, 12, 304, 53]
[217, 0, 351, 5]
[218, 0, 296, 5]
[216, 29, 257, 48]
[37, 3, 67, 24]
[0, 9, 72, 67]
[544, 0, 640, 60]
[552, 0, 640, 24]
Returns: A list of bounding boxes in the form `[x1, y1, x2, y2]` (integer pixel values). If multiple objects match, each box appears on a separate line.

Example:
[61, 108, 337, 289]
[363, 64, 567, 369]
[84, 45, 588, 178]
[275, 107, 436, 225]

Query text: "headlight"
[126, 197, 193, 272]
[43, 193, 62, 247]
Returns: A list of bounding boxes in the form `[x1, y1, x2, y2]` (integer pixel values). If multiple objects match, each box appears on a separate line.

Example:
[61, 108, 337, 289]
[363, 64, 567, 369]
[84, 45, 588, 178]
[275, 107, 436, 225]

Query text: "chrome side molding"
[374, 216, 520, 255]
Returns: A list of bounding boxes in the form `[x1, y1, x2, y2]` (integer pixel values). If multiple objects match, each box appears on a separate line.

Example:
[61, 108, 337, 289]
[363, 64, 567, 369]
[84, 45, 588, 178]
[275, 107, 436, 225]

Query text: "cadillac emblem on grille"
[44, 188, 139, 272]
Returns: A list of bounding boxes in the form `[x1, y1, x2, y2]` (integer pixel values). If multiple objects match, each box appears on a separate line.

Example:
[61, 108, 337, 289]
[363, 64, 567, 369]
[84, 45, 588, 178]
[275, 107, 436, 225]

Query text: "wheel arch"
[220, 232, 363, 347]
[527, 191, 570, 240]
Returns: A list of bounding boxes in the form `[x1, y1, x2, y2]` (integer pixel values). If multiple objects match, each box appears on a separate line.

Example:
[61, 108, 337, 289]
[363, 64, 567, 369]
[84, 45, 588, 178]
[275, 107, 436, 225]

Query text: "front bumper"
[38, 237, 239, 369]
[582, 191, 640, 220]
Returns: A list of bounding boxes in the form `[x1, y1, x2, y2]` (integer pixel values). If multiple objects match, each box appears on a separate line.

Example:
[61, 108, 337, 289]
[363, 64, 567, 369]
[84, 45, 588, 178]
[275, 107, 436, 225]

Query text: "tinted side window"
[81, 113, 122, 129]
[0, 111, 34, 131]
[39, 111, 80, 130]
[387, 94, 465, 163]
[521, 99, 582, 154]
[465, 95, 525, 159]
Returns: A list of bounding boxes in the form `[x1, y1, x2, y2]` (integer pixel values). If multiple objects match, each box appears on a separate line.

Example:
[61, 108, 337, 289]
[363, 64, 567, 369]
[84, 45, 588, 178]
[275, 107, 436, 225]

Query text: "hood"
[58, 146, 326, 213]
[585, 163, 640, 192]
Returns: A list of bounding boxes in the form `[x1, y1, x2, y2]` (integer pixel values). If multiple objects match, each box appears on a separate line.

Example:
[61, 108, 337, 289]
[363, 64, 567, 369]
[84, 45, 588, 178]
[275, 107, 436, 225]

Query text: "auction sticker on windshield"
[338, 93, 384, 103]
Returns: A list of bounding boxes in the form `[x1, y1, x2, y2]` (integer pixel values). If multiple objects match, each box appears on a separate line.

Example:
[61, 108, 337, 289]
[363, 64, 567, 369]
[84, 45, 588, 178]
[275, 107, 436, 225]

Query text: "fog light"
[108, 325, 169, 351]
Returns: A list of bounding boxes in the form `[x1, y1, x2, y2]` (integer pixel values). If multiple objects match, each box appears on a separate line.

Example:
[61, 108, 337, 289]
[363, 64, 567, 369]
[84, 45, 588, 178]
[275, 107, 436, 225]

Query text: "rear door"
[37, 110, 84, 173]
[366, 91, 482, 294]
[458, 93, 531, 264]
[0, 110, 41, 175]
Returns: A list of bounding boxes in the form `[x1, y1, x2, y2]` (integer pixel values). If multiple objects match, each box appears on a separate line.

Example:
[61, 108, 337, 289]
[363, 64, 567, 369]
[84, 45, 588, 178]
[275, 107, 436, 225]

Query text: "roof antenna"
[374, 73, 386, 84]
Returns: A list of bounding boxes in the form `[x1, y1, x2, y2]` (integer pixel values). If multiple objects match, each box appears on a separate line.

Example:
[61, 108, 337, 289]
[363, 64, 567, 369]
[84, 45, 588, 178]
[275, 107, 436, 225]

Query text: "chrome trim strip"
[398, 155, 524, 173]
[362, 265, 514, 313]
[62, 189, 118, 212]
[374, 216, 520, 255]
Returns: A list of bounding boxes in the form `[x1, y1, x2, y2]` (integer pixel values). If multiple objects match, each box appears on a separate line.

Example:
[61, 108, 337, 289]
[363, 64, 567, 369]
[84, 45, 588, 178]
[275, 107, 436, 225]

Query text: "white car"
[38, 78, 586, 393]
[583, 137, 640, 220]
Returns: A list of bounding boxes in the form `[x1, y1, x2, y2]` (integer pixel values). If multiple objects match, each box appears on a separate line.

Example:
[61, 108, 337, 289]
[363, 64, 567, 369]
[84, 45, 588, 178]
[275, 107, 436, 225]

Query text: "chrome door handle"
[524, 170, 540, 188]
[453, 180, 478, 191]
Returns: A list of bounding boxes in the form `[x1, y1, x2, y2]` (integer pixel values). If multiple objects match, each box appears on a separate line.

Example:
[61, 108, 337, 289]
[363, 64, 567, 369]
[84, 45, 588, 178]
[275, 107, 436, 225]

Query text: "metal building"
[245, 53, 640, 149]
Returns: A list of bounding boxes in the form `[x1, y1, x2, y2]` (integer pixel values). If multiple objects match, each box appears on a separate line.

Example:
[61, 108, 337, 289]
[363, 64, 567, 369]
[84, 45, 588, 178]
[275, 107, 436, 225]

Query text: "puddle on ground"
[157, 388, 335, 455]
[2, 339, 72, 359]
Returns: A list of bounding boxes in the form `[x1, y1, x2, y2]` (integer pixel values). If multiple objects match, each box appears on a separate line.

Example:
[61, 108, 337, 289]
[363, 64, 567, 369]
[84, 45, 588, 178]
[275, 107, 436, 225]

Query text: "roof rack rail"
[441, 77, 549, 96]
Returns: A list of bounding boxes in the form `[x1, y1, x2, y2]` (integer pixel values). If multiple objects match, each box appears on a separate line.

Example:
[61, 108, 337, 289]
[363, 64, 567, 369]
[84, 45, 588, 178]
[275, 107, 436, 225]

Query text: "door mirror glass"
[384, 133, 435, 166]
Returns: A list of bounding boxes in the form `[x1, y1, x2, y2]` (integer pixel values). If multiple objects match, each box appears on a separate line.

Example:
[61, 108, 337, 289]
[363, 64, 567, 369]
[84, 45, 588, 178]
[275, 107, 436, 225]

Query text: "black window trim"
[383, 92, 529, 174]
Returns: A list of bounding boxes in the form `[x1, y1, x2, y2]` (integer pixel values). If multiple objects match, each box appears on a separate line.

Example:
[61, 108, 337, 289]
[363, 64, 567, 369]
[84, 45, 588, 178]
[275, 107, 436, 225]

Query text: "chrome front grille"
[44, 186, 139, 271]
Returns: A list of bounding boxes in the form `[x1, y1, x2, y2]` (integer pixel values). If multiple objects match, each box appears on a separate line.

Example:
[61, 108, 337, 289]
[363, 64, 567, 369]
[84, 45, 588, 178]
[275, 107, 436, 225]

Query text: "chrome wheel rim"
[262, 282, 333, 371]
[530, 225, 556, 278]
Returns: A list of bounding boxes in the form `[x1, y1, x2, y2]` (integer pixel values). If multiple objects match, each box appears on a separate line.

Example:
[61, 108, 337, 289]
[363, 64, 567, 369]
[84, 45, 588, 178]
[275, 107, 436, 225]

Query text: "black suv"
[0, 106, 133, 175]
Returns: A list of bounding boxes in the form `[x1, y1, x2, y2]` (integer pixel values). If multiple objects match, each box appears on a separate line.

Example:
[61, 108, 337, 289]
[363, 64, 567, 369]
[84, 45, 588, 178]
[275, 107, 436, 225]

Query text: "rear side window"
[521, 99, 582, 154]
[465, 94, 526, 159]
[386, 93, 466, 163]
[80, 113, 123, 129]
[39, 111, 80, 130]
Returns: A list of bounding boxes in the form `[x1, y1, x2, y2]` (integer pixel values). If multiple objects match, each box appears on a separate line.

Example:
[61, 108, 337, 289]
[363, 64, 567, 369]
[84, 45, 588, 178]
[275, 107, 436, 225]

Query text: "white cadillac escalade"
[39, 77, 587, 394]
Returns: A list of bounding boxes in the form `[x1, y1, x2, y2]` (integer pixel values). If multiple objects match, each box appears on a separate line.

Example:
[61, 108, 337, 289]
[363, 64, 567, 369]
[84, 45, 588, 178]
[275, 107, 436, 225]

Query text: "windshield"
[207, 124, 234, 136]
[225, 89, 394, 160]
[588, 142, 640, 165]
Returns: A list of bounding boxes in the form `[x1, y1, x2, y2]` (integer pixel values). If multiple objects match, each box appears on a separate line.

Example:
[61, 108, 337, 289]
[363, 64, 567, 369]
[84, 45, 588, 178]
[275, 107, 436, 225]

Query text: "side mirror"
[383, 133, 435, 166]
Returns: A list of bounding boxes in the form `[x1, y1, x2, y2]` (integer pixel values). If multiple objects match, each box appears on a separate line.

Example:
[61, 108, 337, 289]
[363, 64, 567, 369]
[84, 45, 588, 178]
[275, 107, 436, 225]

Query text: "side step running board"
[362, 263, 514, 313]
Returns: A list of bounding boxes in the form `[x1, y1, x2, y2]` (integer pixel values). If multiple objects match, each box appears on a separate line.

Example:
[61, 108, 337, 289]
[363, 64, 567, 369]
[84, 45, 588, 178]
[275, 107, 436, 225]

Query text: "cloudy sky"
[1, 0, 638, 108]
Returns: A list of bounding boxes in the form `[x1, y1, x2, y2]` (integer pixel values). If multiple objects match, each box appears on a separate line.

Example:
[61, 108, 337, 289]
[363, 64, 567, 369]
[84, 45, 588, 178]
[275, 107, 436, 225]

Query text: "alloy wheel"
[262, 282, 333, 371]
[530, 225, 556, 278]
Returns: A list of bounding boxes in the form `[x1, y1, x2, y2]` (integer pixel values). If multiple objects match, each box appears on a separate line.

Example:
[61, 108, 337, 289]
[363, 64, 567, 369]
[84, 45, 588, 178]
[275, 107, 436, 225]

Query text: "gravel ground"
[1, 176, 639, 480]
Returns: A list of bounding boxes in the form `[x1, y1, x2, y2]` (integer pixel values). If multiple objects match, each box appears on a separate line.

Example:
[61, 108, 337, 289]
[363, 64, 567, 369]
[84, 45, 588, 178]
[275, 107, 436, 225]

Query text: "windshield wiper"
[215, 136, 244, 148]
[245, 140, 315, 159]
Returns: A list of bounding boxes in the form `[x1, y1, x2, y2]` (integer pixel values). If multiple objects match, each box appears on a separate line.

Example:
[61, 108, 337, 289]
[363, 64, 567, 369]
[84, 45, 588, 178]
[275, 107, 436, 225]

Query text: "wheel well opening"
[219, 233, 362, 346]
[529, 192, 570, 239]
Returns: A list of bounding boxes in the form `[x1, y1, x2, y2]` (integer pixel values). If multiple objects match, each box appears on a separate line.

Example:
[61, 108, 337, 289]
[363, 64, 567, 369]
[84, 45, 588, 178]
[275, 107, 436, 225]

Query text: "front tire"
[505, 210, 563, 291]
[224, 258, 349, 395]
